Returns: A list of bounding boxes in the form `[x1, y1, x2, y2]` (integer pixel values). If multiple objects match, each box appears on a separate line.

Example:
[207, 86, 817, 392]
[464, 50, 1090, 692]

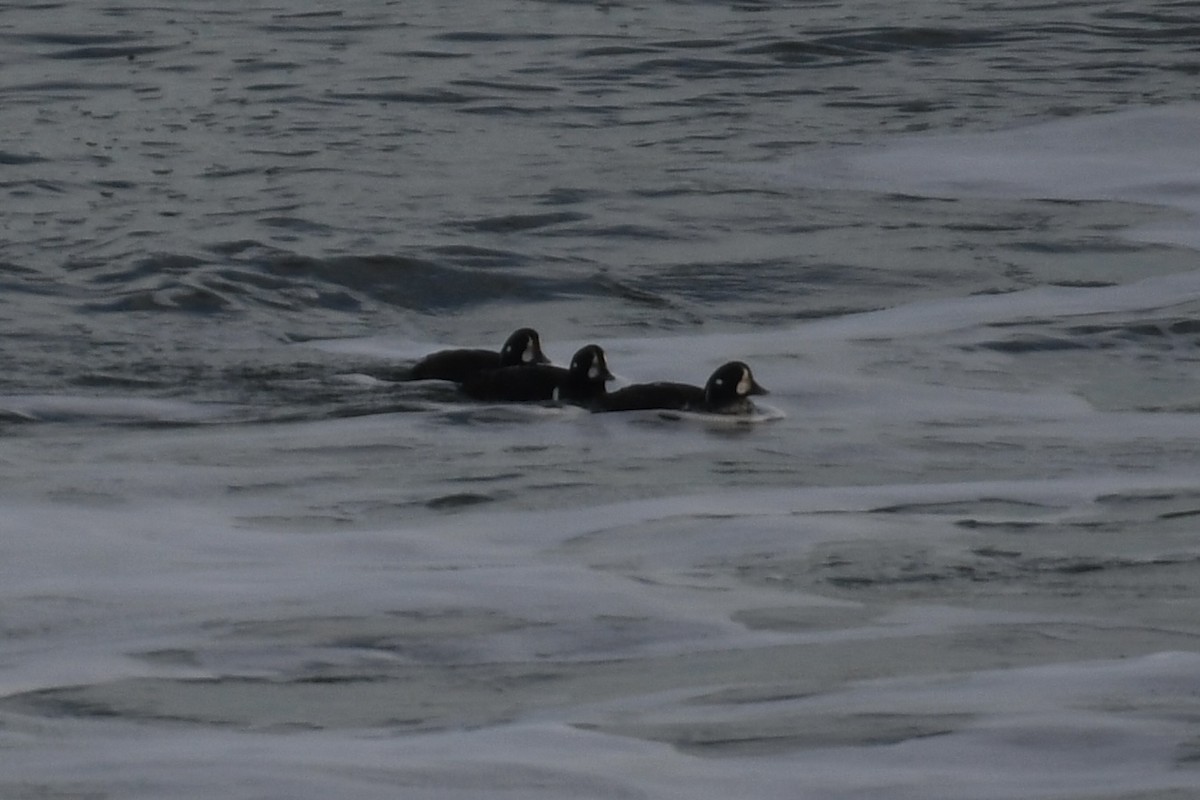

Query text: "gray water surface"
[4, 3, 1200, 798]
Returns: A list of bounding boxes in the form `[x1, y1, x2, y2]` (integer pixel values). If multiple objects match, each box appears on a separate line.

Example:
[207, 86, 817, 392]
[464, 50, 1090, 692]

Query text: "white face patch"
[521, 344, 534, 363]
[736, 370, 752, 396]
[588, 363, 602, 380]
[552, 386, 561, 402]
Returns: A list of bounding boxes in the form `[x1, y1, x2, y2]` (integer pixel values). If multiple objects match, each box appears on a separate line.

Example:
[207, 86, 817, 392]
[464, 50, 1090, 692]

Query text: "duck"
[406, 328, 549, 383]
[594, 361, 767, 415]
[460, 344, 614, 405]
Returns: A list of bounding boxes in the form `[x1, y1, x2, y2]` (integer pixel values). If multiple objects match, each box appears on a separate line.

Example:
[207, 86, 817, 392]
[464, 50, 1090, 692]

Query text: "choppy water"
[4, 2, 1200, 798]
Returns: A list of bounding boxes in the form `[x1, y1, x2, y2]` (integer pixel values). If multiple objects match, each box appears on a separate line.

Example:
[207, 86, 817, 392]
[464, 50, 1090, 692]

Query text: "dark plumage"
[407, 328, 549, 383]
[595, 361, 767, 415]
[460, 344, 614, 405]
[595, 381, 704, 412]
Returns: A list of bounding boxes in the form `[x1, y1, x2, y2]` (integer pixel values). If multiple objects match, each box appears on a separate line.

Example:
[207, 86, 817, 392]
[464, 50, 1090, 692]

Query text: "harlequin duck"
[460, 344, 614, 405]
[595, 361, 767, 414]
[407, 328, 549, 382]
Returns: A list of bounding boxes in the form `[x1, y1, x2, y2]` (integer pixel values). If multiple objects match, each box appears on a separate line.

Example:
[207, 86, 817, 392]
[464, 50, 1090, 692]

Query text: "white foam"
[772, 103, 1200, 249]
[4, 657, 1198, 800]
[0, 394, 232, 423]
[6, 399, 1200, 798]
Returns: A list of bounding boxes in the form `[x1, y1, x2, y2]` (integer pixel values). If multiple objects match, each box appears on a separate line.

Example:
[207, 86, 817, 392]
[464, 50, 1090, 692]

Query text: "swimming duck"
[460, 344, 614, 405]
[595, 361, 767, 415]
[407, 327, 549, 383]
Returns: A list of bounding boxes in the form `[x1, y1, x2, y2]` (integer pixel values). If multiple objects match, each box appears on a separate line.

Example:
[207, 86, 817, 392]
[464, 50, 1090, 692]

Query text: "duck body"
[595, 381, 705, 412]
[460, 344, 613, 405]
[408, 348, 507, 383]
[595, 361, 767, 415]
[407, 328, 549, 383]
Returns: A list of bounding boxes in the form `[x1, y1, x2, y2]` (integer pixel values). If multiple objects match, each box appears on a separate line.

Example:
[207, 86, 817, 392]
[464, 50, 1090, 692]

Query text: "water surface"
[3, 2, 1200, 798]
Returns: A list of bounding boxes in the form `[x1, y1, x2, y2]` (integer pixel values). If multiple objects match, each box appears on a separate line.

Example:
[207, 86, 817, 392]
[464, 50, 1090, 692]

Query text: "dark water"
[4, 1, 1199, 405]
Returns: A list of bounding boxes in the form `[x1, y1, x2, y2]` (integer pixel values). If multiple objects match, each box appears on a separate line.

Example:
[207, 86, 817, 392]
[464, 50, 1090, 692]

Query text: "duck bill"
[750, 380, 768, 396]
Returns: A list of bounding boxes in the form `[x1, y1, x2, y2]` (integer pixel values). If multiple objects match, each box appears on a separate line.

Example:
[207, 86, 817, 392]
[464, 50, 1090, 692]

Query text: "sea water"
[3, 2, 1200, 798]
